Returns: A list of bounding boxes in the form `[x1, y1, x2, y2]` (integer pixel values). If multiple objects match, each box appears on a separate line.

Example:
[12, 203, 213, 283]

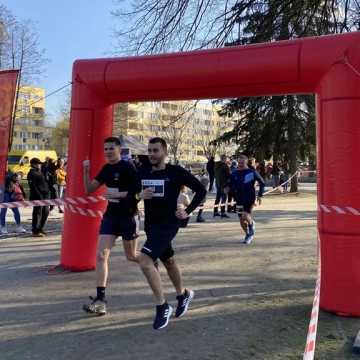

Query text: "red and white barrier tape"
[319, 204, 360, 216]
[0, 195, 106, 218]
[263, 170, 300, 196]
[303, 241, 321, 360]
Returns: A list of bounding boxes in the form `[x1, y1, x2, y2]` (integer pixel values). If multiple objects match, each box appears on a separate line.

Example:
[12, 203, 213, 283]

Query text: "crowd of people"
[0, 157, 67, 236]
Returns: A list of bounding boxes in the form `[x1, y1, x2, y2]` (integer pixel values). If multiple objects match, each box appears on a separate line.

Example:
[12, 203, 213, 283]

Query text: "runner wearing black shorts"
[82, 137, 141, 315]
[138, 137, 206, 330]
[228, 154, 265, 245]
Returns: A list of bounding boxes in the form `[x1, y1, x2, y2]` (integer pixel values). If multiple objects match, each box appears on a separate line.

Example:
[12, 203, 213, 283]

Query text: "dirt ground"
[1, 192, 360, 360]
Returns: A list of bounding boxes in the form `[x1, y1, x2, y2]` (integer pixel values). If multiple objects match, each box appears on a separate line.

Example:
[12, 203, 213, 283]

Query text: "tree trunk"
[286, 96, 298, 192]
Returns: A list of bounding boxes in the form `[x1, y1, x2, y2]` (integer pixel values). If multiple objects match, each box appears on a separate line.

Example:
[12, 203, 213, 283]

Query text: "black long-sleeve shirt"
[27, 167, 50, 200]
[139, 164, 207, 230]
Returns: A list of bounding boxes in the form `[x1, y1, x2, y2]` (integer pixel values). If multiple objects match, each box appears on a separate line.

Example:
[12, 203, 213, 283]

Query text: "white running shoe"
[243, 233, 254, 245]
[16, 226, 27, 234]
[0, 226, 8, 235]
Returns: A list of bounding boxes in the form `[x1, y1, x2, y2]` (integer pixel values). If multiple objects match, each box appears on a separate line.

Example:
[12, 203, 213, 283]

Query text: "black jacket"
[206, 159, 215, 175]
[27, 167, 50, 200]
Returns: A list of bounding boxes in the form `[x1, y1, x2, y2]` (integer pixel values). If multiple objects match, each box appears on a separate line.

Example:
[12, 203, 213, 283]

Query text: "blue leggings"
[0, 192, 21, 226]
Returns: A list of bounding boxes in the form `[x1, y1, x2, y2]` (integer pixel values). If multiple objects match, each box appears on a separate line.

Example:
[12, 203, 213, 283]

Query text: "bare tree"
[0, 5, 48, 149]
[112, 1, 360, 55]
[50, 90, 71, 157]
[0, 6, 48, 85]
[152, 101, 198, 163]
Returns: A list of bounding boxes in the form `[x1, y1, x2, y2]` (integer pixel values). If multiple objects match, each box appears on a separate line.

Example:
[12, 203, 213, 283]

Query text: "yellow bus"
[8, 150, 58, 176]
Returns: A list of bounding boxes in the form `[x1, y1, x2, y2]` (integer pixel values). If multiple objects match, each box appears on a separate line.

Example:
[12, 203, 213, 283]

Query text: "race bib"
[142, 179, 165, 197]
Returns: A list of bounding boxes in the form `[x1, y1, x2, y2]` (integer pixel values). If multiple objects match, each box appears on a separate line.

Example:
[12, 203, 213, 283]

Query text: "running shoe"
[196, 216, 206, 223]
[32, 232, 44, 238]
[213, 212, 221, 217]
[248, 220, 256, 237]
[153, 303, 173, 330]
[243, 233, 254, 245]
[175, 289, 195, 318]
[221, 213, 230, 219]
[0, 226, 8, 235]
[83, 296, 107, 316]
[16, 226, 26, 234]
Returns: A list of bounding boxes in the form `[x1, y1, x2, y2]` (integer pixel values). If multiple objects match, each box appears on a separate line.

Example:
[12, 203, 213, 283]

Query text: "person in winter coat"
[0, 172, 26, 235]
[27, 158, 50, 237]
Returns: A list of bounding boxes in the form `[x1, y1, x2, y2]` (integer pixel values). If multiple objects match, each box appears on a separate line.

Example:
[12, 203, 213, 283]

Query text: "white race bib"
[142, 179, 165, 197]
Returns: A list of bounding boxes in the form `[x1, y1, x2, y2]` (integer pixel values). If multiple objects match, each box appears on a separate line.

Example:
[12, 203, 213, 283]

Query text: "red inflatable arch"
[61, 32, 360, 316]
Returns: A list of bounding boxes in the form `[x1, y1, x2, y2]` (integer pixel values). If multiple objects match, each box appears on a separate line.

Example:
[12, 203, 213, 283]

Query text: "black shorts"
[179, 218, 190, 228]
[237, 203, 254, 215]
[99, 215, 137, 240]
[141, 225, 179, 262]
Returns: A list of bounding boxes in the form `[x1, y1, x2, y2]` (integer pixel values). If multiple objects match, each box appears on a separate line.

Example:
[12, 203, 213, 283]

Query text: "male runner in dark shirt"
[138, 137, 206, 330]
[228, 154, 265, 245]
[82, 137, 141, 316]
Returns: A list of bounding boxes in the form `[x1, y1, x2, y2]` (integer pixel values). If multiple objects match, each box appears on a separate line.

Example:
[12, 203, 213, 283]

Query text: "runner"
[228, 154, 265, 245]
[138, 137, 206, 330]
[82, 137, 141, 316]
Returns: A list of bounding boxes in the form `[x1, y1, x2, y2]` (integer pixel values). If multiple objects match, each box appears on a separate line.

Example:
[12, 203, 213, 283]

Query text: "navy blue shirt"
[230, 168, 265, 205]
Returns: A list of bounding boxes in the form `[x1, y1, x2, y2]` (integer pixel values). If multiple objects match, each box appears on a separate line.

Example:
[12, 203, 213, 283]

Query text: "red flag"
[0, 70, 19, 201]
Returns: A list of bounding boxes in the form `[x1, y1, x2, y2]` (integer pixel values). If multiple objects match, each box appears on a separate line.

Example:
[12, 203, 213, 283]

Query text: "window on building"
[162, 103, 171, 110]
[171, 104, 178, 111]
[32, 132, 42, 139]
[149, 113, 160, 121]
[32, 107, 44, 115]
[128, 110, 137, 117]
[161, 115, 171, 122]
[197, 150, 204, 156]
[129, 122, 138, 130]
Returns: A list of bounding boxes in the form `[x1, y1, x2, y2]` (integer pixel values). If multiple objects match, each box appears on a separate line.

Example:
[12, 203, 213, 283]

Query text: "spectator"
[196, 169, 209, 222]
[272, 161, 281, 188]
[0, 173, 26, 234]
[227, 160, 238, 213]
[280, 162, 290, 192]
[248, 158, 256, 170]
[55, 158, 67, 213]
[214, 155, 231, 218]
[178, 185, 191, 228]
[257, 161, 267, 180]
[42, 159, 57, 212]
[28, 158, 50, 237]
[206, 156, 215, 192]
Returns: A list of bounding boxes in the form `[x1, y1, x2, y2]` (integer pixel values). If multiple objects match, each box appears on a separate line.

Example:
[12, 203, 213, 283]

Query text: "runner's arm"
[180, 168, 207, 215]
[83, 160, 102, 195]
[123, 164, 142, 202]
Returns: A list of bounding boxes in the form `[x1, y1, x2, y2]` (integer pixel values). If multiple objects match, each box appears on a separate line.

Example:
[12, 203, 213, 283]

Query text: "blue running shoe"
[153, 303, 173, 330]
[243, 233, 254, 245]
[248, 220, 256, 236]
[175, 289, 195, 318]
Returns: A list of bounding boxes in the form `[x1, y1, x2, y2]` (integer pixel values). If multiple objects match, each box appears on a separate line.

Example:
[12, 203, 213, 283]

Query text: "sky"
[1, 0, 126, 124]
